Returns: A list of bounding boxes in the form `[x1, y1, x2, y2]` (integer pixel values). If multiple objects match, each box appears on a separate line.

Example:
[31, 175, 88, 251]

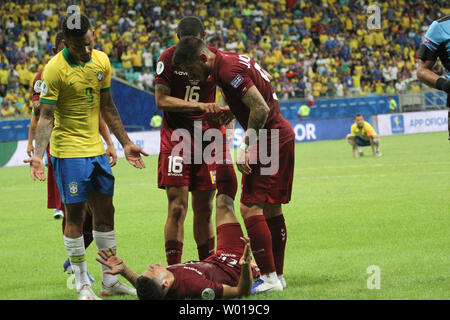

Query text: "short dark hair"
[136, 276, 166, 300]
[354, 113, 363, 119]
[176, 16, 204, 39]
[173, 36, 206, 66]
[55, 32, 64, 48]
[61, 14, 91, 40]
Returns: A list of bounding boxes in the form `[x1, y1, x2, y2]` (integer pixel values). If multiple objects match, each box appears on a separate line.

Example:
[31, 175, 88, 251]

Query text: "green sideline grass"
[0, 132, 448, 300]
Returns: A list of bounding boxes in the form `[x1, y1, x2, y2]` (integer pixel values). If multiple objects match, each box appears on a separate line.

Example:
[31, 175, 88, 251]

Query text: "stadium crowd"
[0, 0, 447, 119]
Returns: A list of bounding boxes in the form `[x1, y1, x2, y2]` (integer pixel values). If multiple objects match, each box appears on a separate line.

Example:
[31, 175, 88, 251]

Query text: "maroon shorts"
[158, 151, 216, 191]
[240, 136, 295, 204]
[46, 146, 64, 211]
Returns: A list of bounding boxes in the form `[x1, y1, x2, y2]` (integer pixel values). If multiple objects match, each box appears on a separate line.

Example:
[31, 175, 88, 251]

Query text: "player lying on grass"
[96, 208, 255, 300]
[346, 114, 381, 157]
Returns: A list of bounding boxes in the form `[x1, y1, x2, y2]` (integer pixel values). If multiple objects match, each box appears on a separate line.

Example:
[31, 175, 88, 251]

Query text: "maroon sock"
[244, 215, 276, 275]
[165, 240, 183, 265]
[266, 215, 287, 275]
[197, 237, 215, 261]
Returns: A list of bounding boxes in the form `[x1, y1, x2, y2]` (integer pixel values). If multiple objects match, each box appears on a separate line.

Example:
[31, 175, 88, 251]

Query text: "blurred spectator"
[297, 101, 310, 120]
[150, 112, 162, 128]
[388, 96, 398, 113]
[1, 100, 18, 118]
[138, 68, 155, 91]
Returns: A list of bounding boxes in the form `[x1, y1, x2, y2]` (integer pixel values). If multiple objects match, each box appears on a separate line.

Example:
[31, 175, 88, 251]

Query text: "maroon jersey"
[212, 51, 294, 140]
[155, 45, 218, 155]
[166, 254, 241, 300]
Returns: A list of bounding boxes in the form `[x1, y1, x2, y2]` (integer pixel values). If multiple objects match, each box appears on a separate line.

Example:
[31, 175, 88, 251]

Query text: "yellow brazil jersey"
[39, 48, 111, 158]
[351, 121, 376, 141]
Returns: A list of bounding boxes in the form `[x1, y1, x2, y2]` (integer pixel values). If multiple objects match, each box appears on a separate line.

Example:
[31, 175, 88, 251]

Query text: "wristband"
[436, 77, 450, 93]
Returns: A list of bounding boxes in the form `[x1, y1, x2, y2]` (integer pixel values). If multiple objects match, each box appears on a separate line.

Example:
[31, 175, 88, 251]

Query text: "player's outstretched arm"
[23, 102, 55, 181]
[155, 83, 222, 113]
[222, 237, 253, 299]
[100, 91, 148, 168]
[96, 248, 140, 288]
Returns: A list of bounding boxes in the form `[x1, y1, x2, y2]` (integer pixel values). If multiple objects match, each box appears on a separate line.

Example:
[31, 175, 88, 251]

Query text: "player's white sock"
[93, 230, 119, 287]
[261, 271, 281, 284]
[64, 235, 90, 292]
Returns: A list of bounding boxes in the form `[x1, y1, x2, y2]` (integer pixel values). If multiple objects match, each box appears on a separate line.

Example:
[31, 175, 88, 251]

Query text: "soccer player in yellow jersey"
[346, 114, 382, 157]
[24, 14, 148, 300]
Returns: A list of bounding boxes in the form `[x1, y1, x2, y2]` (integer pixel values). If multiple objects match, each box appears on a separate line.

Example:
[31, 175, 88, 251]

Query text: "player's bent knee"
[240, 202, 263, 220]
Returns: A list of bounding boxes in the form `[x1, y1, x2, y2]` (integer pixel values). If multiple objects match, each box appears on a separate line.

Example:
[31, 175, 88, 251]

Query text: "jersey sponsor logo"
[174, 70, 188, 76]
[230, 74, 244, 88]
[183, 266, 203, 275]
[156, 61, 164, 75]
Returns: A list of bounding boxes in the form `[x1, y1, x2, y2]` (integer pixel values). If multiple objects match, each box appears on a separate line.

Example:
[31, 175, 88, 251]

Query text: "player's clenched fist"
[198, 102, 222, 113]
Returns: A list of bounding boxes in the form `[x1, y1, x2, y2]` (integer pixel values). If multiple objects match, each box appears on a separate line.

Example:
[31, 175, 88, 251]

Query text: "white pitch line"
[299, 161, 450, 171]
[297, 171, 450, 180]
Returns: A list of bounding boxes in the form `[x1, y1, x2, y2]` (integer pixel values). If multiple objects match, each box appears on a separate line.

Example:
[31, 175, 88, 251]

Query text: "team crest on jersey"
[156, 61, 164, 75]
[97, 71, 103, 81]
[69, 182, 78, 195]
[230, 74, 243, 88]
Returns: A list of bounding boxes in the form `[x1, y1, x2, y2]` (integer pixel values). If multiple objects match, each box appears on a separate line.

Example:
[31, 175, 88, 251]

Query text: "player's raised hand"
[239, 237, 252, 265]
[23, 156, 46, 181]
[96, 248, 125, 275]
[124, 143, 149, 169]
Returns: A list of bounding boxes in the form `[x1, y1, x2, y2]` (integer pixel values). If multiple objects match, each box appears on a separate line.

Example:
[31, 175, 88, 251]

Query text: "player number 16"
[184, 85, 200, 102]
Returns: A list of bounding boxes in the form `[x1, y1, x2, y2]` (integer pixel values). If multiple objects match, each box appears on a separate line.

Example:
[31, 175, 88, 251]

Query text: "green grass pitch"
[0, 132, 448, 300]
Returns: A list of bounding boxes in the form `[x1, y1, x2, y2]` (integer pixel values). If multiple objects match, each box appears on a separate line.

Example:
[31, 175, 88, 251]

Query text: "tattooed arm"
[100, 91, 132, 147]
[236, 86, 270, 175]
[241, 86, 270, 146]
[155, 83, 222, 113]
[23, 103, 55, 180]
[100, 91, 148, 169]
